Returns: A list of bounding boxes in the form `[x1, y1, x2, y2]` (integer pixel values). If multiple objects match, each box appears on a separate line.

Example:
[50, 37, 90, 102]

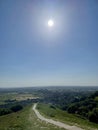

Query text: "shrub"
[50, 105, 56, 109]
[67, 104, 78, 113]
[11, 105, 23, 112]
[0, 108, 12, 116]
[88, 108, 98, 123]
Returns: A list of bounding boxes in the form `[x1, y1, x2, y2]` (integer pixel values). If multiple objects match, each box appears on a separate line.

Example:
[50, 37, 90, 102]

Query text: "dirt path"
[33, 103, 84, 130]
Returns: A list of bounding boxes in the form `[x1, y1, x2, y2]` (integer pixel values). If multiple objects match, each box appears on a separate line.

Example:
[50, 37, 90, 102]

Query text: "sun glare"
[48, 20, 54, 27]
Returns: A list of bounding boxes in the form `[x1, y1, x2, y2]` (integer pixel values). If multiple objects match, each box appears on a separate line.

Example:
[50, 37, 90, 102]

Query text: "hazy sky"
[0, 0, 98, 87]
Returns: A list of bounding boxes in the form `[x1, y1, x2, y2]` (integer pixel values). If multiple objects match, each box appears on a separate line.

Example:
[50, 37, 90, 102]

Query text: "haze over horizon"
[0, 0, 98, 88]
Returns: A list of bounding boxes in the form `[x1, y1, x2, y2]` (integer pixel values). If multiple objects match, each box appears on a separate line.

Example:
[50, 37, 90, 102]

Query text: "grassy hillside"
[37, 103, 98, 130]
[0, 88, 98, 130]
[0, 105, 31, 130]
[0, 104, 65, 130]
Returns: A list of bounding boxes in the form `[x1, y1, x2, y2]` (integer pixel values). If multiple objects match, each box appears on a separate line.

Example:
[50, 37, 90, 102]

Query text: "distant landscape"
[0, 86, 98, 130]
[0, 0, 98, 130]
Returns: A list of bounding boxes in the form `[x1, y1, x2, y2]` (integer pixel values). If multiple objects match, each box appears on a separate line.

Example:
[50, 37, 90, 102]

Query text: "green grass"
[0, 104, 65, 130]
[37, 103, 98, 130]
[0, 105, 31, 130]
[0, 102, 98, 130]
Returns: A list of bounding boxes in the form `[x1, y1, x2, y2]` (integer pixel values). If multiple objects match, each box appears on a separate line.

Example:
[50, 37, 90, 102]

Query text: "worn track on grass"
[33, 103, 84, 130]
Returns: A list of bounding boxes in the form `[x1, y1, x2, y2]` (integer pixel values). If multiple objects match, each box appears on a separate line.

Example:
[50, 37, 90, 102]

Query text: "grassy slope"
[37, 103, 98, 130]
[0, 104, 65, 130]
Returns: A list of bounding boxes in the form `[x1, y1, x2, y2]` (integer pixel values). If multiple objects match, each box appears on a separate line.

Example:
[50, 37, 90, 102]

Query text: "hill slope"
[0, 104, 64, 130]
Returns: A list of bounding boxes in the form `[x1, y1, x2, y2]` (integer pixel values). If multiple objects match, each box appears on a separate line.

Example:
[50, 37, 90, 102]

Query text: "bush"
[0, 108, 12, 116]
[67, 104, 79, 113]
[11, 105, 23, 112]
[50, 105, 56, 109]
[88, 108, 98, 123]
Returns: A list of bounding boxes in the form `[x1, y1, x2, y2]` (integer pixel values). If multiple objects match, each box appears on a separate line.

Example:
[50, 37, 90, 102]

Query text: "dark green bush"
[67, 104, 79, 113]
[50, 105, 56, 109]
[11, 105, 23, 112]
[0, 108, 12, 116]
[88, 108, 98, 123]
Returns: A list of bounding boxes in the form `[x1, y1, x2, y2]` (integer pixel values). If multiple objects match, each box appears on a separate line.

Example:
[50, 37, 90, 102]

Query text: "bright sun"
[48, 20, 54, 27]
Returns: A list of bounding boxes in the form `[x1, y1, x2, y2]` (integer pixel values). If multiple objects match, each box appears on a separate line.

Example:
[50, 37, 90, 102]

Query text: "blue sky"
[0, 0, 98, 87]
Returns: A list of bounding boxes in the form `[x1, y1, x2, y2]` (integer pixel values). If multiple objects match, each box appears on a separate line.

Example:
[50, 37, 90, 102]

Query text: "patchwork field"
[0, 93, 39, 106]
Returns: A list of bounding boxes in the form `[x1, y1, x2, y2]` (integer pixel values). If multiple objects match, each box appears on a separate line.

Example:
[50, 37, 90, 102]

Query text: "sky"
[0, 0, 98, 87]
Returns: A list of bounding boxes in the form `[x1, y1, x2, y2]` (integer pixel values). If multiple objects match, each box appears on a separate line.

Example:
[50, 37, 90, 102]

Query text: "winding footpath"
[33, 103, 84, 130]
